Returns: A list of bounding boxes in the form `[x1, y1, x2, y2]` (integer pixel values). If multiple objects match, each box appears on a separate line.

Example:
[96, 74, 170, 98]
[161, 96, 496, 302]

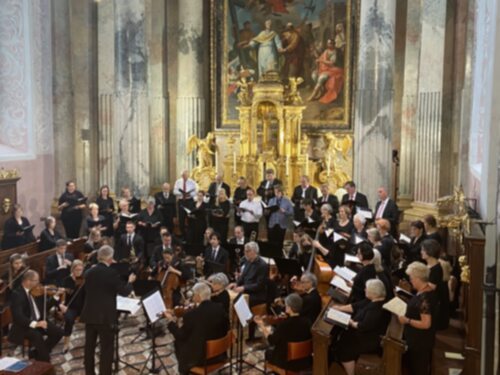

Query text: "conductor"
[80, 245, 136, 375]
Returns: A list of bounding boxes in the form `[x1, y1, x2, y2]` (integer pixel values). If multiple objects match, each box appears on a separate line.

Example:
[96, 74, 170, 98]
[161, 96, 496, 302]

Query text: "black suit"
[8, 287, 63, 362]
[375, 198, 400, 235]
[168, 300, 229, 374]
[154, 191, 177, 232]
[207, 182, 231, 204]
[257, 178, 283, 203]
[301, 289, 322, 324]
[203, 246, 229, 275]
[80, 262, 133, 375]
[237, 257, 268, 306]
[291, 185, 318, 221]
[341, 192, 370, 212]
[317, 194, 340, 216]
[149, 243, 174, 269]
[117, 233, 145, 262]
[45, 252, 74, 286]
[233, 186, 250, 225]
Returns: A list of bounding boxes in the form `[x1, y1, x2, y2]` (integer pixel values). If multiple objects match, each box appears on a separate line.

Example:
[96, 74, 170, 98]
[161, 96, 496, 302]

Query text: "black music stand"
[184, 244, 206, 257]
[258, 241, 284, 259]
[274, 258, 302, 278]
[225, 243, 245, 275]
[114, 301, 142, 374]
[130, 280, 163, 343]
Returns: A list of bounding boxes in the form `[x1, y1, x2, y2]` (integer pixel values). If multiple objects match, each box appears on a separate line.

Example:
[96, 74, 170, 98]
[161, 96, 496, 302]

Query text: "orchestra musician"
[318, 183, 339, 217]
[45, 239, 74, 286]
[332, 279, 391, 375]
[83, 227, 103, 267]
[287, 229, 303, 262]
[8, 270, 65, 363]
[199, 232, 229, 276]
[291, 175, 318, 221]
[257, 169, 282, 204]
[116, 221, 145, 263]
[119, 186, 141, 214]
[154, 182, 176, 233]
[254, 293, 312, 371]
[0, 253, 27, 302]
[1, 204, 35, 250]
[187, 191, 208, 245]
[210, 189, 230, 244]
[207, 272, 230, 314]
[423, 214, 443, 246]
[297, 233, 314, 270]
[58, 181, 86, 239]
[173, 170, 197, 238]
[163, 282, 229, 375]
[267, 185, 293, 246]
[150, 232, 174, 270]
[86, 203, 106, 234]
[374, 186, 399, 237]
[60, 260, 85, 353]
[297, 272, 322, 324]
[207, 173, 231, 206]
[39, 216, 63, 252]
[397, 262, 437, 375]
[137, 197, 163, 262]
[341, 181, 369, 213]
[95, 185, 115, 237]
[81, 245, 136, 375]
[229, 241, 268, 341]
[233, 177, 250, 225]
[238, 188, 263, 240]
[228, 225, 248, 245]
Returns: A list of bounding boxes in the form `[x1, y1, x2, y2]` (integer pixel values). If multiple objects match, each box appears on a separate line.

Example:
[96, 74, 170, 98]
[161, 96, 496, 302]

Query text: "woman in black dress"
[372, 249, 394, 301]
[331, 205, 354, 266]
[349, 243, 376, 303]
[187, 191, 207, 245]
[398, 261, 437, 375]
[375, 219, 396, 269]
[311, 204, 339, 267]
[209, 190, 230, 244]
[120, 186, 141, 214]
[421, 239, 449, 330]
[1, 204, 35, 250]
[406, 220, 427, 264]
[334, 279, 391, 375]
[86, 203, 106, 234]
[39, 216, 63, 252]
[208, 272, 230, 315]
[58, 181, 85, 239]
[423, 214, 443, 245]
[351, 213, 368, 243]
[61, 260, 86, 352]
[95, 185, 115, 237]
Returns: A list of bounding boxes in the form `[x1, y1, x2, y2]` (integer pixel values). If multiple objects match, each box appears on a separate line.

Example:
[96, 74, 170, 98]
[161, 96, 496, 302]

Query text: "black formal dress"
[266, 315, 312, 370]
[38, 228, 63, 252]
[123, 196, 141, 214]
[137, 208, 163, 260]
[257, 178, 282, 203]
[233, 186, 249, 225]
[209, 200, 230, 243]
[211, 289, 230, 315]
[86, 215, 106, 234]
[301, 288, 322, 324]
[80, 262, 133, 375]
[331, 220, 353, 267]
[405, 234, 427, 264]
[403, 291, 437, 375]
[8, 287, 63, 362]
[426, 231, 443, 246]
[376, 268, 395, 301]
[62, 275, 85, 337]
[335, 300, 390, 362]
[379, 233, 395, 269]
[291, 185, 318, 221]
[429, 263, 449, 330]
[203, 246, 229, 276]
[96, 196, 115, 237]
[1, 217, 35, 250]
[350, 264, 377, 303]
[207, 182, 231, 205]
[167, 300, 229, 374]
[154, 191, 176, 233]
[58, 190, 85, 239]
[187, 203, 207, 245]
[45, 253, 75, 286]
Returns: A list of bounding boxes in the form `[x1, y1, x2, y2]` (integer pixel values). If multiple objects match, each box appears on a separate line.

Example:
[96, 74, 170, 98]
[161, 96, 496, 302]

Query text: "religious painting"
[211, 0, 354, 128]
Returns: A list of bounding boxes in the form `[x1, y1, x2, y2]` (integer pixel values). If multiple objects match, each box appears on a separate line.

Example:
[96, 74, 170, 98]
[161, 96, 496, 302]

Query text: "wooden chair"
[189, 331, 233, 374]
[264, 339, 313, 375]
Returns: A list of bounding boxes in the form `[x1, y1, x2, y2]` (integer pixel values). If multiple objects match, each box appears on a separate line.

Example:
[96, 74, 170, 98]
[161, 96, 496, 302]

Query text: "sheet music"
[399, 234, 411, 243]
[383, 297, 407, 316]
[116, 296, 142, 315]
[0, 357, 20, 371]
[234, 295, 253, 328]
[325, 307, 351, 327]
[307, 216, 315, 224]
[356, 208, 373, 219]
[182, 206, 192, 214]
[261, 201, 269, 208]
[330, 275, 352, 294]
[344, 254, 361, 264]
[324, 228, 334, 238]
[395, 286, 414, 298]
[142, 290, 167, 323]
[334, 266, 357, 282]
[354, 235, 364, 245]
[293, 220, 301, 227]
[333, 232, 346, 243]
[260, 256, 276, 265]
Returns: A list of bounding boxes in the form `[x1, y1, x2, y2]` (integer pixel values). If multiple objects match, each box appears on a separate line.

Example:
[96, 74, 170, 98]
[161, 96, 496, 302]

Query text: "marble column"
[406, 0, 450, 219]
[113, 0, 150, 196]
[398, 0, 422, 210]
[176, 0, 206, 176]
[354, 0, 397, 207]
[52, 0, 76, 191]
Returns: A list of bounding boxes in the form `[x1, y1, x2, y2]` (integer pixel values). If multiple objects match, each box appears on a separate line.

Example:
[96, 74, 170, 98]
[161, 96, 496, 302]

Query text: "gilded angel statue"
[187, 132, 217, 169]
[286, 77, 304, 105]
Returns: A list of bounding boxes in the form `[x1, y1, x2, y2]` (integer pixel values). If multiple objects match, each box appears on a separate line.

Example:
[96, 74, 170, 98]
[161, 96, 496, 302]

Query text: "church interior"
[0, 0, 499, 374]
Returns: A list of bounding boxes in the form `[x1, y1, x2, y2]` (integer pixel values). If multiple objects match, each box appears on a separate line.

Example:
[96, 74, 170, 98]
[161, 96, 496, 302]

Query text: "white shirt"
[210, 246, 220, 260]
[126, 233, 135, 245]
[235, 237, 245, 245]
[25, 288, 41, 328]
[239, 199, 263, 223]
[173, 178, 197, 199]
[376, 198, 389, 218]
[57, 253, 65, 267]
[301, 185, 309, 198]
[265, 180, 271, 189]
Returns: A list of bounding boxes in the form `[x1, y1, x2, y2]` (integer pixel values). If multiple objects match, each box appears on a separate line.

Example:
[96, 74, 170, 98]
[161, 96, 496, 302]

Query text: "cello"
[156, 260, 181, 309]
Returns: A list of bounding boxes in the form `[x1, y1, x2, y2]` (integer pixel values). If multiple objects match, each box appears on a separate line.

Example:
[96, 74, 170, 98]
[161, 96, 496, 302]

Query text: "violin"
[30, 284, 63, 298]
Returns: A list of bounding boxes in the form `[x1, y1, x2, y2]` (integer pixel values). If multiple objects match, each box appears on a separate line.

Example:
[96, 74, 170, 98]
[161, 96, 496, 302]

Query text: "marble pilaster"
[354, 0, 396, 206]
[176, 0, 206, 176]
[398, 0, 422, 210]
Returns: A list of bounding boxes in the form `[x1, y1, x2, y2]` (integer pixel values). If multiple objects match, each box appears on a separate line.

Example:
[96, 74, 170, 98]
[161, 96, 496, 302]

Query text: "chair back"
[287, 339, 313, 361]
[205, 331, 232, 359]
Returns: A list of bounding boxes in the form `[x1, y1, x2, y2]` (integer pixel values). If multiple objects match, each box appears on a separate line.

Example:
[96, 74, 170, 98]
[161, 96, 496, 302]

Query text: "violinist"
[150, 232, 174, 270]
[0, 253, 28, 302]
[151, 248, 190, 307]
[45, 239, 74, 286]
[60, 260, 85, 353]
[8, 270, 65, 363]
[207, 272, 230, 315]
[39, 216, 63, 252]
[297, 272, 322, 324]
[1, 204, 35, 250]
[83, 228, 102, 267]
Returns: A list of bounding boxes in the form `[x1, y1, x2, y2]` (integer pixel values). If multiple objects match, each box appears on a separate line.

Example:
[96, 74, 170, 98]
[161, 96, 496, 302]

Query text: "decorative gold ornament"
[0, 168, 20, 180]
[458, 255, 470, 284]
[437, 186, 470, 234]
[2, 197, 12, 214]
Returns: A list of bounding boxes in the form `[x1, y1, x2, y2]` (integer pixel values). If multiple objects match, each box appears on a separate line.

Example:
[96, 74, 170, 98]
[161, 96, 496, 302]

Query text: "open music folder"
[234, 293, 253, 328]
[323, 307, 351, 329]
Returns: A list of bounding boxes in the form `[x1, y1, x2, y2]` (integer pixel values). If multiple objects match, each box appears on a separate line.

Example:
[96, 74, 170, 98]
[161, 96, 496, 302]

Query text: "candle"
[233, 152, 237, 175]
[285, 156, 290, 176]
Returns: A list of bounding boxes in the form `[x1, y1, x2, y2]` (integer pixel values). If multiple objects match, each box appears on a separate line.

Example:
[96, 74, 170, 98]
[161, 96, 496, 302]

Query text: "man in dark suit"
[298, 272, 322, 324]
[228, 225, 248, 245]
[374, 186, 399, 236]
[200, 232, 229, 276]
[341, 181, 370, 213]
[257, 169, 282, 204]
[154, 182, 177, 233]
[291, 176, 318, 221]
[318, 183, 339, 217]
[8, 270, 64, 363]
[164, 282, 229, 374]
[80, 245, 136, 375]
[149, 232, 175, 269]
[207, 174, 231, 205]
[45, 239, 74, 286]
[117, 221, 145, 262]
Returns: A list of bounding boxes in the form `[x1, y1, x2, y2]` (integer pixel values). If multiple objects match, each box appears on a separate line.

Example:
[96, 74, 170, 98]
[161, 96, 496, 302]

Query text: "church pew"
[0, 241, 40, 265]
